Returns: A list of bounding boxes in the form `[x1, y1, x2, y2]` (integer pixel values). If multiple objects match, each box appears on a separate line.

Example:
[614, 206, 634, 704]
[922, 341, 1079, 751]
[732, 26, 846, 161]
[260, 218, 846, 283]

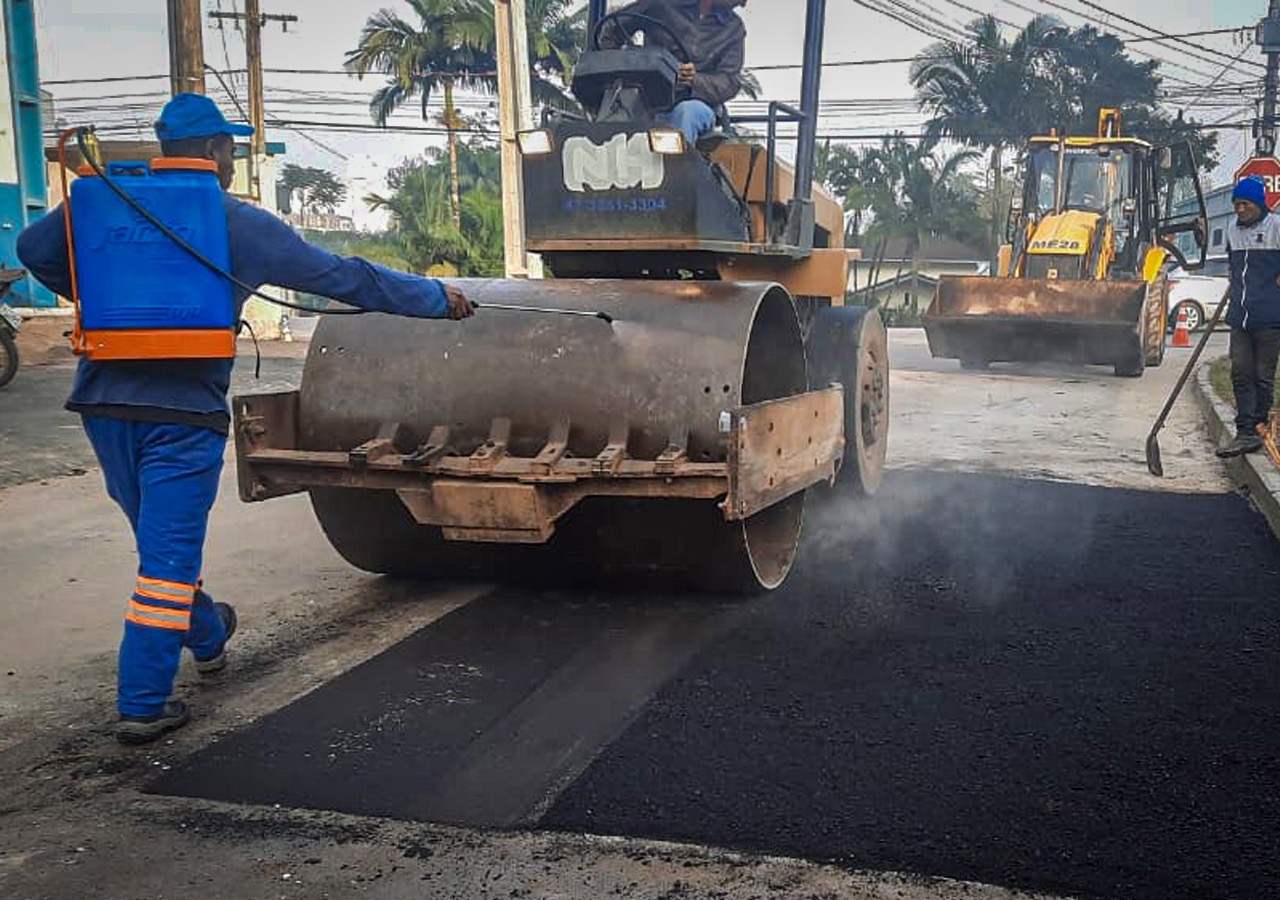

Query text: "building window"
[1212, 228, 1224, 248]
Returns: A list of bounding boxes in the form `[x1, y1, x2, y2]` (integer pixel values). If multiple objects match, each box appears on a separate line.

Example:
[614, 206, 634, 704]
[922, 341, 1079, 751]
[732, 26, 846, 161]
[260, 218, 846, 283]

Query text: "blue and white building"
[0, 0, 50, 306]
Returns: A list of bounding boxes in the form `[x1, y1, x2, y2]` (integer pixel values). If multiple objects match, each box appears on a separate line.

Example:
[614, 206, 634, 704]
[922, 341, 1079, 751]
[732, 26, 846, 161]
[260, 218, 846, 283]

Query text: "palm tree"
[346, 0, 494, 229]
[366, 140, 506, 276]
[833, 135, 982, 308]
[910, 14, 1065, 244]
[875, 137, 981, 298]
[521, 0, 588, 108]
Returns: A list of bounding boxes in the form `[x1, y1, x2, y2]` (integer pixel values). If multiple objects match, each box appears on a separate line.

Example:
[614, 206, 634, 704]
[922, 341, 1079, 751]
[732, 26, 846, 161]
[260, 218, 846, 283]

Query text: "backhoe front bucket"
[923, 275, 1151, 371]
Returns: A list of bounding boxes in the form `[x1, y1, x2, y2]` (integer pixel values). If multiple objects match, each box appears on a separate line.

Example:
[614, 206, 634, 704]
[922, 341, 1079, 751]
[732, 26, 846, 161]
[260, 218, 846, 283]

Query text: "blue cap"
[154, 93, 255, 142]
[1233, 175, 1269, 212]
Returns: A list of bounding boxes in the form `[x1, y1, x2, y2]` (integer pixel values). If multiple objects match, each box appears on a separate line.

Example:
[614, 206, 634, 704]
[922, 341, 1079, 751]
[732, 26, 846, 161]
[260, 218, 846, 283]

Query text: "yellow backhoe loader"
[924, 109, 1209, 377]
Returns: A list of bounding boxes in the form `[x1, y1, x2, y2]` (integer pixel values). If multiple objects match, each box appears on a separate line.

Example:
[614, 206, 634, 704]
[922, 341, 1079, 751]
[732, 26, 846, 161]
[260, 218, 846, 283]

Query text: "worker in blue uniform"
[16, 94, 475, 745]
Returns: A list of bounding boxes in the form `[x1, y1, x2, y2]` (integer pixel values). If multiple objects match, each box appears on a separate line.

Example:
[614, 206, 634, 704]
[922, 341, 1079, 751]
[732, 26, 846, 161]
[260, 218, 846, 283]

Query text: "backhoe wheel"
[1144, 265, 1172, 368]
[805, 306, 890, 496]
[1114, 353, 1145, 378]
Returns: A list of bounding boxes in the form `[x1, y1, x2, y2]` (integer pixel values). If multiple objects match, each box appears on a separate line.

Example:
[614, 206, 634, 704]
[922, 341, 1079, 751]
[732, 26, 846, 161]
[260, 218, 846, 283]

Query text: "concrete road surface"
[0, 329, 1264, 900]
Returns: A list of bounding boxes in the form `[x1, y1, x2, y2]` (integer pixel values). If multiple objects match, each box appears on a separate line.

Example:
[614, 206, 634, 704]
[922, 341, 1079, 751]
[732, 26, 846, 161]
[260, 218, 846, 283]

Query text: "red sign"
[1235, 156, 1280, 210]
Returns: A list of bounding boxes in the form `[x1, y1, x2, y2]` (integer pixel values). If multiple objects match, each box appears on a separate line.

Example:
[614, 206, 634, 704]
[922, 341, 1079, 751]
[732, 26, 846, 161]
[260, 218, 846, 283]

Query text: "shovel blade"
[1145, 432, 1164, 478]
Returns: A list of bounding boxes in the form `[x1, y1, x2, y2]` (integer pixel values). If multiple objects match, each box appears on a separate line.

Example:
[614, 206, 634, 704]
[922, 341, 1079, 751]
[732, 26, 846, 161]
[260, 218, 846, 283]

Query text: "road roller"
[232, 0, 890, 592]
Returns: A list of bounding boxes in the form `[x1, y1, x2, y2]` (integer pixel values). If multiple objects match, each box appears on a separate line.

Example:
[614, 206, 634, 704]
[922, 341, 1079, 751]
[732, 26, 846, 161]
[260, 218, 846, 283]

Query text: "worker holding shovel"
[1218, 175, 1280, 459]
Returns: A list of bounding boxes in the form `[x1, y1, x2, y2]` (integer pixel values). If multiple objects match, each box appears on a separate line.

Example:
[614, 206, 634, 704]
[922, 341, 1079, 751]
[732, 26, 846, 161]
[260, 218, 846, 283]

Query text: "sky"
[35, 0, 1269, 192]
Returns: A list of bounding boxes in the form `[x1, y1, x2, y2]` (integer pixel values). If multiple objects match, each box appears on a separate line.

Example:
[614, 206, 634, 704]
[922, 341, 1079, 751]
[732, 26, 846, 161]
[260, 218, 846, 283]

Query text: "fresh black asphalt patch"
[154, 472, 1280, 900]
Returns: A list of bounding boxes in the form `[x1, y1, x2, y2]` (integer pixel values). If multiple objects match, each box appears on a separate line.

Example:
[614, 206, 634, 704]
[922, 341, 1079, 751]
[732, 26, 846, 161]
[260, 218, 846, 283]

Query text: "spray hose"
[57, 126, 614, 350]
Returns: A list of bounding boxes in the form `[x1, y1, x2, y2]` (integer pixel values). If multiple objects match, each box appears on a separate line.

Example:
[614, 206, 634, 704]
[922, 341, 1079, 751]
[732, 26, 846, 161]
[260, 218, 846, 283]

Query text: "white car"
[1166, 256, 1229, 332]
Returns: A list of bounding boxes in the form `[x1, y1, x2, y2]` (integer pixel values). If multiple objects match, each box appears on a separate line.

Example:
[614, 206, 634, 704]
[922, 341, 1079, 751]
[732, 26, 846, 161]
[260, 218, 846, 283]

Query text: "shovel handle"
[1150, 287, 1230, 437]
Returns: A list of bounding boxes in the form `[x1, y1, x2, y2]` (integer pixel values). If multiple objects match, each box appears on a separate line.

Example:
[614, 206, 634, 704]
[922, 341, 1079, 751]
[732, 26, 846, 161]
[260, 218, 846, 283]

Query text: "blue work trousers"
[82, 417, 228, 717]
[1230, 327, 1280, 436]
[659, 99, 718, 147]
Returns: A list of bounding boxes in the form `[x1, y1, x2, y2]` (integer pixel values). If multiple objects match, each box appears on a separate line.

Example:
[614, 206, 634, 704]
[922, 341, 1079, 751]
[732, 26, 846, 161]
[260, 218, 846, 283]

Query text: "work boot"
[194, 602, 238, 676]
[116, 700, 190, 746]
[1216, 433, 1264, 458]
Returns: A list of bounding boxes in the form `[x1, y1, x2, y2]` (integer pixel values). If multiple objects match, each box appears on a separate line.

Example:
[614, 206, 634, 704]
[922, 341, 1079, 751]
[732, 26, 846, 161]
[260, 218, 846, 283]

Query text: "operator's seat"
[709, 138, 845, 247]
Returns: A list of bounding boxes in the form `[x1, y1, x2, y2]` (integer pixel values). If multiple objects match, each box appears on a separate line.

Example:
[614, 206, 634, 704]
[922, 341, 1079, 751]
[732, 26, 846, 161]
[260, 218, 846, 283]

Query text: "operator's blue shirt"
[16, 193, 451, 433]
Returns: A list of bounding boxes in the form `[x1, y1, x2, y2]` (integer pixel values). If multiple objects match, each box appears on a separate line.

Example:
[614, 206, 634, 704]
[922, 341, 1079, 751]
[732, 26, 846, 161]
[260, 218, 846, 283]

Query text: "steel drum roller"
[301, 279, 810, 591]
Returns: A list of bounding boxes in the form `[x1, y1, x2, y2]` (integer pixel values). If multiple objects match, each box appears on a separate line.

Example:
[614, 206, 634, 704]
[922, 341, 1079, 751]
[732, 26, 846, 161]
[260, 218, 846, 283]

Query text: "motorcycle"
[0, 269, 29, 388]
[0, 300, 18, 389]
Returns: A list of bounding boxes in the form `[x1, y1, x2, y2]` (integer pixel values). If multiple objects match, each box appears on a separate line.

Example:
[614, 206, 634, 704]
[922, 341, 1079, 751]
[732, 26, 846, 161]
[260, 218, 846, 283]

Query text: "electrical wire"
[989, 0, 1220, 85]
[848, 0, 958, 42]
[1070, 0, 1264, 69]
[1029, 0, 1239, 82]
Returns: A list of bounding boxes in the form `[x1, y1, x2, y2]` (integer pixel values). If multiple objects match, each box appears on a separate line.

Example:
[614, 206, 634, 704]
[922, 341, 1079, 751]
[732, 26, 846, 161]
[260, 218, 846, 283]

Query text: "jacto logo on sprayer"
[561, 133, 665, 193]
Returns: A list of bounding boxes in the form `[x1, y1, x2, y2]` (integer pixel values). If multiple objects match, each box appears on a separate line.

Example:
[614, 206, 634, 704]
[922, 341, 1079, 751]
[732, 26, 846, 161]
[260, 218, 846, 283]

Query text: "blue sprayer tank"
[70, 158, 236, 359]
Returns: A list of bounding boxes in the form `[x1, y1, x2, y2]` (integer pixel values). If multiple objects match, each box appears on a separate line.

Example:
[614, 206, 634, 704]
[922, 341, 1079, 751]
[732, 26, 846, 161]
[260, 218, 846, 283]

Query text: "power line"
[849, 0, 959, 42]
[44, 73, 178, 86]
[206, 65, 250, 122]
[1163, 42, 1258, 117]
[1070, 0, 1264, 69]
[1127, 27, 1253, 45]
[1034, 0, 1243, 80]
[991, 0, 1221, 85]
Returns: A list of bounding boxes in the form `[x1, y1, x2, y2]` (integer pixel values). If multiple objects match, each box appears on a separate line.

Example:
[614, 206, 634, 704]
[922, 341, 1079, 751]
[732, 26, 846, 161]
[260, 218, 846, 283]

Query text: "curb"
[1194, 361, 1280, 543]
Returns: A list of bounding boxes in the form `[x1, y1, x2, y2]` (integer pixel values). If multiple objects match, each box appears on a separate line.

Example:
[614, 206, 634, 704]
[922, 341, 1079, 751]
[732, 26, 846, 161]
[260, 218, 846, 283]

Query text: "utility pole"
[1257, 0, 1280, 156]
[209, 1, 297, 202]
[494, 0, 537, 278]
[167, 0, 206, 96]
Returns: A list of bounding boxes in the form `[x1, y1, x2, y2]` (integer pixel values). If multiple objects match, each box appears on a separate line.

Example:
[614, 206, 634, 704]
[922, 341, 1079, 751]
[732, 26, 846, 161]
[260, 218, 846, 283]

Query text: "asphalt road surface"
[149, 472, 1280, 900]
[2, 329, 1274, 900]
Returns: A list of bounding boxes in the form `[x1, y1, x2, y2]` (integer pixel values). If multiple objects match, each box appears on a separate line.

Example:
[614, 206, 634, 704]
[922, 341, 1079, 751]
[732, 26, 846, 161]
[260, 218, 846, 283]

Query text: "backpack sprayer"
[55, 126, 365, 364]
[54, 125, 608, 365]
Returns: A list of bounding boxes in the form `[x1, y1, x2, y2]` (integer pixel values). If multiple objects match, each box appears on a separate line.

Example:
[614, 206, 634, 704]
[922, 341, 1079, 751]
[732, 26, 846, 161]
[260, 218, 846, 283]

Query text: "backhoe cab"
[924, 108, 1210, 377]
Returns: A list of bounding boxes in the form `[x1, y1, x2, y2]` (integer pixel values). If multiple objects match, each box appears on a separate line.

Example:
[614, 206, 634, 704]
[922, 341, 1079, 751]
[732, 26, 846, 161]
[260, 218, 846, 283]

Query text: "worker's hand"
[444, 284, 475, 320]
[677, 63, 697, 86]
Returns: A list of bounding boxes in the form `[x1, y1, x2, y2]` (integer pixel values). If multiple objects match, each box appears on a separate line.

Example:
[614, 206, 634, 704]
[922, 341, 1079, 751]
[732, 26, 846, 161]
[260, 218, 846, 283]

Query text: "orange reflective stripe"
[134, 587, 194, 605]
[125, 611, 191, 632]
[137, 576, 197, 595]
[127, 600, 191, 630]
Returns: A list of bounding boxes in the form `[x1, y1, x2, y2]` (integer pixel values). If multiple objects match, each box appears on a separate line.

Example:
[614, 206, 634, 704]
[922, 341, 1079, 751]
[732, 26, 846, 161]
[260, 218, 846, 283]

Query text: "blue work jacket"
[1226, 211, 1280, 332]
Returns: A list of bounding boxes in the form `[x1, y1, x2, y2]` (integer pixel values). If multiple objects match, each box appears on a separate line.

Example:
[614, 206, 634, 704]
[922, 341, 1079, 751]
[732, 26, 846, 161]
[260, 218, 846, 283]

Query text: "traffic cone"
[1171, 307, 1191, 348]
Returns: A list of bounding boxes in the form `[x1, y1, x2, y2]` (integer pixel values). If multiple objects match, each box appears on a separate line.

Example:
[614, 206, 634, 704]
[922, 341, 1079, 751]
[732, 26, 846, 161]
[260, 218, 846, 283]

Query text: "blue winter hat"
[154, 93, 255, 142]
[1233, 175, 1269, 212]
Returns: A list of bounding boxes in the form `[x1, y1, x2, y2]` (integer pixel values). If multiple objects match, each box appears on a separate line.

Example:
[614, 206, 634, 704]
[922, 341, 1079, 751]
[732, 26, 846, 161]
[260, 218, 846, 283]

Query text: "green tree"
[347, 0, 589, 231]
[1040, 26, 1218, 170]
[459, 0, 587, 108]
[366, 139, 505, 277]
[910, 14, 1065, 246]
[865, 136, 984, 284]
[280, 164, 348, 214]
[345, 0, 493, 230]
[911, 17, 1220, 241]
[822, 135, 983, 305]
